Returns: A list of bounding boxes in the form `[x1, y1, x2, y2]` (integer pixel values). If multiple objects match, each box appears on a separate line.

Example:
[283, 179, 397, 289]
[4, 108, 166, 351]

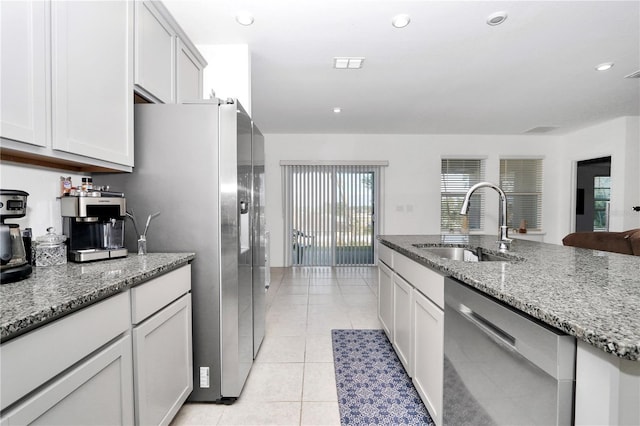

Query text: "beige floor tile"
[241, 363, 304, 402]
[305, 333, 335, 362]
[336, 277, 369, 286]
[256, 335, 307, 363]
[338, 285, 374, 295]
[302, 363, 338, 402]
[280, 277, 310, 286]
[170, 402, 225, 426]
[349, 312, 383, 329]
[308, 285, 341, 295]
[271, 294, 310, 306]
[307, 312, 351, 328]
[301, 402, 341, 426]
[308, 277, 339, 285]
[265, 319, 308, 337]
[218, 400, 301, 426]
[308, 293, 346, 306]
[278, 285, 310, 295]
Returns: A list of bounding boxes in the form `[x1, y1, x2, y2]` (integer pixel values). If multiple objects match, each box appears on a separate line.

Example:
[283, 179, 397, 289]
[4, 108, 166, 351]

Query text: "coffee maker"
[61, 192, 128, 262]
[1, 189, 33, 283]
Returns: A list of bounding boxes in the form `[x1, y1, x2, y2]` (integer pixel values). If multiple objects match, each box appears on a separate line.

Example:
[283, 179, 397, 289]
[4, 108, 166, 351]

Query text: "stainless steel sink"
[413, 245, 514, 262]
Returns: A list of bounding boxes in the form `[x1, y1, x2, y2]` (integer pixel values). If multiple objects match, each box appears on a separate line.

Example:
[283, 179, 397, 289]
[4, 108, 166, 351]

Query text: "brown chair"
[562, 229, 640, 255]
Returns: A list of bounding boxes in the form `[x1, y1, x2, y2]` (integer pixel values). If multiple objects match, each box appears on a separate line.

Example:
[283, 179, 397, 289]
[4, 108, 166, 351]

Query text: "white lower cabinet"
[378, 245, 445, 425]
[132, 294, 193, 426]
[377, 260, 394, 339]
[0, 334, 134, 426]
[412, 289, 444, 426]
[393, 273, 413, 375]
[0, 265, 193, 426]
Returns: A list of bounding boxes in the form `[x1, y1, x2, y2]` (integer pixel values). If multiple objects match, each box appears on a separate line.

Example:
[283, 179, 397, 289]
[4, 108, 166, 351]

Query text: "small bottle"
[87, 177, 93, 191]
[81, 177, 88, 191]
[60, 176, 72, 196]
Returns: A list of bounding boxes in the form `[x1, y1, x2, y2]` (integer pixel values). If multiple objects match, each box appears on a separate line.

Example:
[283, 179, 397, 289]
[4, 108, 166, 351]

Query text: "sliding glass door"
[283, 164, 381, 266]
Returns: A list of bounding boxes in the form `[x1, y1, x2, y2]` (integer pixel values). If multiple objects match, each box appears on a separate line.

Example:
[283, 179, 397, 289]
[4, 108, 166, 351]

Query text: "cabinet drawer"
[394, 253, 444, 309]
[378, 243, 393, 268]
[0, 291, 131, 410]
[130, 265, 191, 324]
[1, 333, 134, 426]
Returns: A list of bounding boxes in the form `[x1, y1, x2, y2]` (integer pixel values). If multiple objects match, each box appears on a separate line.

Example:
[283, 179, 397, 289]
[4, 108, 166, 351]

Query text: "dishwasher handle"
[458, 303, 518, 354]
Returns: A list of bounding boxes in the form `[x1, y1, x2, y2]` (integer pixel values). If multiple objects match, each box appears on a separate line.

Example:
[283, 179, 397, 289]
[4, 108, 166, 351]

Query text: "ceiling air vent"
[625, 70, 640, 79]
[524, 126, 559, 134]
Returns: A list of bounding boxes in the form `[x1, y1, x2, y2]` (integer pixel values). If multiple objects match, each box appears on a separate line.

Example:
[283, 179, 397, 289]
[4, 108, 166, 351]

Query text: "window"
[593, 176, 611, 231]
[499, 159, 543, 231]
[281, 163, 384, 266]
[441, 159, 485, 232]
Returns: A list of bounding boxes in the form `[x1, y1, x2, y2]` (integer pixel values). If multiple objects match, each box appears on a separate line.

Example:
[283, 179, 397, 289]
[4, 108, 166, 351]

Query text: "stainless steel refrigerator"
[97, 100, 266, 403]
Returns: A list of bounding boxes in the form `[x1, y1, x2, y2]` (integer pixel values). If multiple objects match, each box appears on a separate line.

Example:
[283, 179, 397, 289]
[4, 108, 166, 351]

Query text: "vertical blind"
[499, 159, 543, 231]
[441, 159, 486, 232]
[282, 163, 383, 266]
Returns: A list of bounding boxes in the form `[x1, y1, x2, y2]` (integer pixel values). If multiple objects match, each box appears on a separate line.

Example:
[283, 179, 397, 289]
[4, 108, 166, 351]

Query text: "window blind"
[441, 159, 485, 232]
[282, 164, 382, 266]
[499, 159, 543, 231]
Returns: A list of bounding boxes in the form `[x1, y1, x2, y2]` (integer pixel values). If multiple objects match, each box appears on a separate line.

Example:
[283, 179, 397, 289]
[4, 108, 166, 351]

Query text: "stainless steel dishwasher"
[443, 277, 576, 426]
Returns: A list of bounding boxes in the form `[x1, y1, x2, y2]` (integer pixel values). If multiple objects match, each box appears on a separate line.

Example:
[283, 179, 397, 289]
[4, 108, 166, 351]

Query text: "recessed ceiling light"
[235, 12, 254, 26]
[486, 11, 508, 26]
[392, 14, 411, 28]
[333, 57, 365, 69]
[595, 62, 614, 71]
[333, 107, 342, 113]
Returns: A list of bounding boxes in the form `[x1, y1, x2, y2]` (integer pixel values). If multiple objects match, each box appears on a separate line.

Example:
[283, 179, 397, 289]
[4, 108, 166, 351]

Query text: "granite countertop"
[0, 253, 195, 342]
[378, 234, 640, 361]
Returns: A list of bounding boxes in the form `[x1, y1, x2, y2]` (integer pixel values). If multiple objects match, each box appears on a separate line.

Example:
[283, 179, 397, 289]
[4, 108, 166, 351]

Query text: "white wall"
[197, 44, 251, 115]
[560, 116, 640, 233]
[264, 133, 565, 267]
[0, 162, 88, 237]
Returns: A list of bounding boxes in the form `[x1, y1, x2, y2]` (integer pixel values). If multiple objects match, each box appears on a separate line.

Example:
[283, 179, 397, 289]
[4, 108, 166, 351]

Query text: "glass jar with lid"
[33, 227, 67, 266]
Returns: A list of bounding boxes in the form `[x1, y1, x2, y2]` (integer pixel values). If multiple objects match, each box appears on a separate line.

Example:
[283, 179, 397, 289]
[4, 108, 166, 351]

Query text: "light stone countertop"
[0, 253, 195, 342]
[378, 234, 640, 361]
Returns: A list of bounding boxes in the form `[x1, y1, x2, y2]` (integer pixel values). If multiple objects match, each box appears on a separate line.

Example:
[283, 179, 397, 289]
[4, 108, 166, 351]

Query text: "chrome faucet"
[460, 181, 512, 252]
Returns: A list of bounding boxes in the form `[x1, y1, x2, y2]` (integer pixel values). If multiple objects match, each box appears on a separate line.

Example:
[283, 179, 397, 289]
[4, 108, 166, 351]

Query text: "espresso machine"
[61, 192, 128, 262]
[1, 189, 33, 283]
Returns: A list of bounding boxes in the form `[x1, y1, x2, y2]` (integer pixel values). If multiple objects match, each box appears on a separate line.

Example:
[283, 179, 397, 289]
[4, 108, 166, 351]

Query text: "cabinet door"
[378, 261, 394, 340]
[133, 294, 193, 426]
[0, 1, 48, 147]
[0, 334, 134, 426]
[51, 1, 133, 166]
[134, 1, 175, 103]
[393, 273, 413, 376]
[412, 289, 444, 426]
[176, 39, 203, 103]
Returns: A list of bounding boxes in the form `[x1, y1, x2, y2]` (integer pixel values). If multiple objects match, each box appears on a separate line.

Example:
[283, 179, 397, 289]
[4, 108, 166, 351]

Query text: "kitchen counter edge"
[0, 253, 195, 342]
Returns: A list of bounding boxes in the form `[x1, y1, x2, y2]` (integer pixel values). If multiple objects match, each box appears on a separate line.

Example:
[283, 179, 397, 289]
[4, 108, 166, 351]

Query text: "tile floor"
[170, 266, 381, 426]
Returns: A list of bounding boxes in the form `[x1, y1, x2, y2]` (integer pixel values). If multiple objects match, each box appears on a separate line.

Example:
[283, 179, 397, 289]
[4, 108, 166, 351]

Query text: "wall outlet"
[199, 367, 210, 388]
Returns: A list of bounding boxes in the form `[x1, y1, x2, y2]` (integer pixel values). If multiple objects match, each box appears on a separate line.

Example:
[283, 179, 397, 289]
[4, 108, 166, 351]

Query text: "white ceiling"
[164, 0, 640, 135]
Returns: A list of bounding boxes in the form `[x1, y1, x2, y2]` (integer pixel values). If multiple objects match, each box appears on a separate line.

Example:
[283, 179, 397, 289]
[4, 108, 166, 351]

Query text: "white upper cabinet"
[51, 1, 134, 167]
[134, 1, 175, 103]
[176, 39, 204, 103]
[0, 1, 49, 147]
[134, 1, 205, 104]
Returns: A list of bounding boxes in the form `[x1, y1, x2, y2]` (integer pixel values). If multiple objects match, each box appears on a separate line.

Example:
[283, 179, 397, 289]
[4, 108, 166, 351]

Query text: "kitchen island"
[378, 235, 640, 425]
[0, 253, 195, 425]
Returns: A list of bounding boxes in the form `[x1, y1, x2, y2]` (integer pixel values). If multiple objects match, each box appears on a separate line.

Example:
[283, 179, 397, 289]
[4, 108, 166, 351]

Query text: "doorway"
[575, 156, 611, 232]
[283, 164, 382, 266]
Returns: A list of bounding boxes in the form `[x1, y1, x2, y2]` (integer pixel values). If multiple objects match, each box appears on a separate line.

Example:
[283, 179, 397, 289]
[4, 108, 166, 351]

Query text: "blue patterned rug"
[332, 329, 435, 426]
